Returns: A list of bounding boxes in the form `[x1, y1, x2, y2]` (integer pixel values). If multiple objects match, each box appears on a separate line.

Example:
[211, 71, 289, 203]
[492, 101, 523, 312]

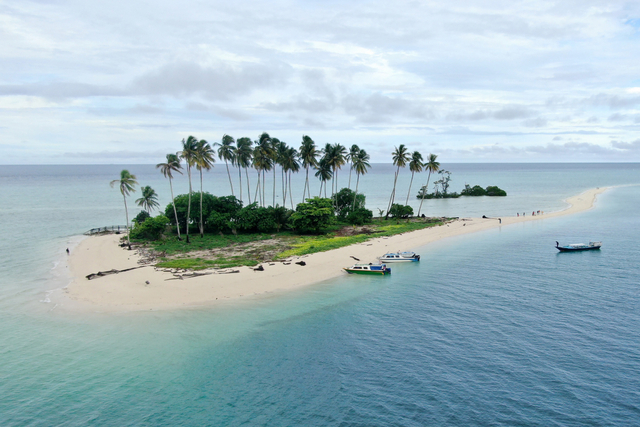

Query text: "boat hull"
[343, 268, 391, 275]
[556, 246, 601, 252]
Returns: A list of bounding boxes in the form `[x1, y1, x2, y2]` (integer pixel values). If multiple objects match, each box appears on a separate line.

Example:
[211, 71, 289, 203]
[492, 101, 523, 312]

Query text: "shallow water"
[1, 164, 639, 425]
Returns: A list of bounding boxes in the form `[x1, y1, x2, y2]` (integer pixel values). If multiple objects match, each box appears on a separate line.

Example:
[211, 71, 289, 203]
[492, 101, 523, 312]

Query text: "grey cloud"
[131, 61, 293, 101]
[63, 149, 169, 159]
[611, 139, 640, 151]
[586, 116, 599, 123]
[586, 93, 640, 109]
[0, 82, 124, 100]
[342, 92, 435, 123]
[493, 106, 533, 120]
[522, 117, 548, 128]
[608, 113, 627, 122]
[447, 106, 534, 122]
[553, 136, 563, 141]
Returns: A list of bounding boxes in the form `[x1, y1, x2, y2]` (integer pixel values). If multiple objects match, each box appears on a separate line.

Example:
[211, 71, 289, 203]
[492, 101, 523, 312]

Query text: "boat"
[378, 251, 420, 262]
[555, 241, 602, 252]
[344, 263, 392, 275]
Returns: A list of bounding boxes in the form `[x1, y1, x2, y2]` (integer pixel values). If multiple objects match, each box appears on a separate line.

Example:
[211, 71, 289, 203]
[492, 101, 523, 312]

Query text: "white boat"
[344, 263, 392, 275]
[378, 251, 420, 262]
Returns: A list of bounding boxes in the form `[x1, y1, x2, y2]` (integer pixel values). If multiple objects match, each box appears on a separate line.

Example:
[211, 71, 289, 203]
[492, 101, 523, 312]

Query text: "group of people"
[516, 210, 544, 217]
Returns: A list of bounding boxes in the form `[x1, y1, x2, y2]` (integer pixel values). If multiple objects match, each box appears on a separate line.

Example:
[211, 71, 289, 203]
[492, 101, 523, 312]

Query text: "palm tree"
[281, 146, 300, 209]
[385, 144, 410, 219]
[235, 137, 253, 204]
[195, 139, 215, 237]
[255, 133, 274, 206]
[136, 185, 160, 213]
[347, 144, 360, 190]
[299, 135, 318, 202]
[156, 153, 183, 240]
[110, 169, 138, 246]
[315, 157, 332, 197]
[417, 153, 440, 217]
[179, 135, 199, 243]
[321, 143, 346, 198]
[273, 139, 289, 206]
[252, 145, 271, 206]
[215, 134, 236, 197]
[405, 151, 424, 205]
[352, 149, 370, 210]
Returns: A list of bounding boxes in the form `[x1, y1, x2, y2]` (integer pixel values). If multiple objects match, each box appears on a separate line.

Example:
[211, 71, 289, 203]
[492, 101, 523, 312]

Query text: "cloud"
[611, 139, 640, 151]
[585, 93, 640, 109]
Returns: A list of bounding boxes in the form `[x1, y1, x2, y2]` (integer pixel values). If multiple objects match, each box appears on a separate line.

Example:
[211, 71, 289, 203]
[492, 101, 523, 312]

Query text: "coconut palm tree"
[315, 157, 333, 197]
[299, 135, 318, 202]
[347, 144, 360, 190]
[235, 137, 253, 204]
[252, 144, 271, 207]
[136, 185, 160, 213]
[417, 153, 440, 217]
[352, 149, 370, 210]
[385, 144, 410, 219]
[179, 135, 199, 243]
[195, 139, 215, 237]
[255, 133, 274, 206]
[321, 143, 346, 198]
[405, 151, 424, 205]
[273, 139, 289, 206]
[215, 134, 236, 197]
[270, 136, 282, 207]
[281, 146, 300, 209]
[156, 153, 183, 240]
[110, 169, 138, 246]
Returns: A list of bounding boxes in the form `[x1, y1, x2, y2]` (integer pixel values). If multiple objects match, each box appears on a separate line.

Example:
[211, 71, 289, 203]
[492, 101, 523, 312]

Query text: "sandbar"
[62, 187, 608, 312]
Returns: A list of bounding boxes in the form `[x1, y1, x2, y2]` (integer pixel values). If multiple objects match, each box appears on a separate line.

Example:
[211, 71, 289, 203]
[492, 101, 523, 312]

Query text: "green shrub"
[289, 197, 336, 234]
[485, 186, 507, 196]
[332, 188, 365, 220]
[346, 207, 373, 225]
[388, 204, 414, 218]
[130, 215, 170, 240]
[134, 210, 151, 224]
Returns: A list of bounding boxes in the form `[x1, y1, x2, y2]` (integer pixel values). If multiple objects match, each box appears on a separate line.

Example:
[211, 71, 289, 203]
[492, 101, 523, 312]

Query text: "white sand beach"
[63, 187, 608, 312]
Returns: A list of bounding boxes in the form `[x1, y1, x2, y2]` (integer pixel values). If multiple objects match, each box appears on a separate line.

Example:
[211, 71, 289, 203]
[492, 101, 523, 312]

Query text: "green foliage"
[130, 215, 170, 240]
[134, 210, 151, 224]
[332, 187, 365, 220]
[388, 204, 414, 218]
[289, 197, 336, 234]
[460, 184, 507, 197]
[165, 193, 243, 230]
[346, 207, 373, 225]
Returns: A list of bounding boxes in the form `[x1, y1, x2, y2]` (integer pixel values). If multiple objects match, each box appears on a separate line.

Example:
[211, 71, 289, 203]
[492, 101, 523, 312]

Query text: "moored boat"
[555, 241, 602, 252]
[378, 251, 420, 262]
[344, 263, 392, 275]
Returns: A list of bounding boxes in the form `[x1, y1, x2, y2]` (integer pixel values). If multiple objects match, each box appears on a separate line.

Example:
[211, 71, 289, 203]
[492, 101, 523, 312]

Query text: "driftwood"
[86, 266, 144, 280]
[295, 261, 306, 266]
[350, 256, 360, 261]
[217, 269, 240, 274]
[166, 271, 213, 281]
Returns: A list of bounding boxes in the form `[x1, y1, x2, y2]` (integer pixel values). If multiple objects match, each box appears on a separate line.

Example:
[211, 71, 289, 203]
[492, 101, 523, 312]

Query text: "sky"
[1, 0, 640, 164]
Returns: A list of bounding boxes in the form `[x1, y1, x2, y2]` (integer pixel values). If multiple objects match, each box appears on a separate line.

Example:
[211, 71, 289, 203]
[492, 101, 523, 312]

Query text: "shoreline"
[59, 187, 609, 312]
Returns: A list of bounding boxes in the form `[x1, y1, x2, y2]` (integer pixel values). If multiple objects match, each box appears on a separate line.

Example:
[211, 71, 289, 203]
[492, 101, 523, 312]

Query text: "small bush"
[134, 210, 151, 224]
[346, 207, 373, 225]
[130, 215, 170, 240]
[388, 204, 414, 219]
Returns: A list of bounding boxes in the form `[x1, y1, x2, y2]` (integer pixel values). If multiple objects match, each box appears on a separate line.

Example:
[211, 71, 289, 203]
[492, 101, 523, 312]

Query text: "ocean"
[1, 163, 639, 426]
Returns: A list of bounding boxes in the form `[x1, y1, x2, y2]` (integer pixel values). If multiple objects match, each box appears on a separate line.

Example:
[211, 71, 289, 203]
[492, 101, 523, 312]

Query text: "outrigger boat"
[378, 251, 420, 262]
[344, 263, 392, 275]
[555, 241, 602, 252]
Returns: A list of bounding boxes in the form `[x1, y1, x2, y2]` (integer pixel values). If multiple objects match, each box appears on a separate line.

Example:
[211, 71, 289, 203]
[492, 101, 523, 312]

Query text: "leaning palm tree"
[215, 134, 236, 197]
[315, 157, 333, 197]
[385, 144, 410, 219]
[195, 139, 215, 237]
[274, 139, 289, 206]
[136, 185, 160, 213]
[235, 137, 253, 204]
[347, 144, 360, 190]
[252, 145, 268, 206]
[179, 135, 199, 243]
[352, 149, 371, 210]
[110, 169, 138, 246]
[405, 151, 424, 205]
[417, 153, 440, 217]
[156, 153, 183, 240]
[299, 135, 318, 202]
[281, 146, 300, 209]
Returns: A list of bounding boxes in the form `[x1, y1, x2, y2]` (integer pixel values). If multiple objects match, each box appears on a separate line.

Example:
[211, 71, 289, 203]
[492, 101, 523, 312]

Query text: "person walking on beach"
[66, 248, 69, 255]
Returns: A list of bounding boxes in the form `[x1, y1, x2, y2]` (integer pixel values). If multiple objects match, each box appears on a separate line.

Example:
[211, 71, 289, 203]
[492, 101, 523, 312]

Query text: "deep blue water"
[1, 164, 639, 426]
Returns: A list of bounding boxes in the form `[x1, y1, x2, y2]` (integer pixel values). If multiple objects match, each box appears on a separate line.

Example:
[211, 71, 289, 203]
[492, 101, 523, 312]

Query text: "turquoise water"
[1, 164, 640, 425]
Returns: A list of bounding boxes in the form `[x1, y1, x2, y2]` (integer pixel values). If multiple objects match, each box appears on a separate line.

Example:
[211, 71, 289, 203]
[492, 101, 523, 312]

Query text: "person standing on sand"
[66, 248, 69, 254]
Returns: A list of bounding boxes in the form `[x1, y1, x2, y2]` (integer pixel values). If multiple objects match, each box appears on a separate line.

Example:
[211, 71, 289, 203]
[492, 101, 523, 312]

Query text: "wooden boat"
[555, 241, 602, 252]
[344, 263, 392, 275]
[378, 251, 420, 262]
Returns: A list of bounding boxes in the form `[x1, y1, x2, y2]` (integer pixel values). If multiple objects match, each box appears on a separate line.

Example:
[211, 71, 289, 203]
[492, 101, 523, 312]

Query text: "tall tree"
[235, 137, 253, 205]
[281, 146, 300, 209]
[136, 185, 160, 213]
[274, 139, 289, 206]
[347, 144, 360, 190]
[256, 133, 274, 206]
[195, 139, 215, 237]
[417, 154, 440, 217]
[352, 149, 371, 210]
[156, 153, 183, 240]
[405, 151, 424, 205]
[110, 169, 138, 246]
[215, 134, 236, 197]
[315, 157, 332, 197]
[179, 136, 199, 243]
[299, 135, 318, 203]
[385, 144, 410, 219]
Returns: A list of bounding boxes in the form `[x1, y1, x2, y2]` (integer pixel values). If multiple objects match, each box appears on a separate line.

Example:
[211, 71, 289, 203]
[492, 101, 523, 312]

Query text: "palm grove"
[111, 133, 440, 243]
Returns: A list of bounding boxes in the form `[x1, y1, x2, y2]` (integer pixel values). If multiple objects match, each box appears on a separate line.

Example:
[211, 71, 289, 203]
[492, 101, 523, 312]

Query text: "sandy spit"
[61, 187, 608, 312]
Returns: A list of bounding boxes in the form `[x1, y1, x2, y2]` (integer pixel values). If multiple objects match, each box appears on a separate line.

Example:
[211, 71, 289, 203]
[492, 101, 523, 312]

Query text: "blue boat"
[555, 241, 602, 252]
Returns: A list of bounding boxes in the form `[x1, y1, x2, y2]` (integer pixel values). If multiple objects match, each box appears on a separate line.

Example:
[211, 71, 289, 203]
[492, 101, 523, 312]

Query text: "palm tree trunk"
[289, 172, 295, 210]
[226, 161, 234, 196]
[281, 168, 286, 207]
[385, 167, 400, 219]
[319, 181, 323, 197]
[405, 171, 415, 206]
[199, 169, 204, 238]
[186, 166, 192, 243]
[417, 171, 432, 217]
[238, 167, 243, 204]
[255, 171, 261, 206]
[352, 173, 360, 210]
[169, 178, 181, 240]
[123, 193, 130, 246]
[303, 167, 309, 202]
[245, 168, 252, 205]
[348, 166, 352, 190]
